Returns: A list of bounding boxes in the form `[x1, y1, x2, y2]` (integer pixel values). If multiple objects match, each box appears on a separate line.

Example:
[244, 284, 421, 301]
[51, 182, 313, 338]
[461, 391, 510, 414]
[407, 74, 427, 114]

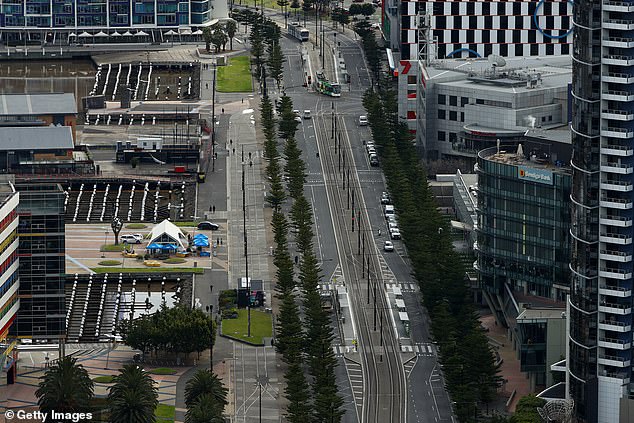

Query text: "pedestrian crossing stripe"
[385, 283, 419, 292]
[332, 345, 351, 356]
[400, 344, 434, 355]
[320, 284, 336, 292]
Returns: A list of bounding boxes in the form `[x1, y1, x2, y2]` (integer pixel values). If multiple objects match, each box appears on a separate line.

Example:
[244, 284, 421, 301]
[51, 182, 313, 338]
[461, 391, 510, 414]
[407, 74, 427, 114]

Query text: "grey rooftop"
[0, 93, 77, 116]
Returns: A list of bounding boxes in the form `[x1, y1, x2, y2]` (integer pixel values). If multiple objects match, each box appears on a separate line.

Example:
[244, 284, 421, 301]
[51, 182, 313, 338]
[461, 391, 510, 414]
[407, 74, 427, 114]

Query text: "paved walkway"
[480, 314, 531, 413]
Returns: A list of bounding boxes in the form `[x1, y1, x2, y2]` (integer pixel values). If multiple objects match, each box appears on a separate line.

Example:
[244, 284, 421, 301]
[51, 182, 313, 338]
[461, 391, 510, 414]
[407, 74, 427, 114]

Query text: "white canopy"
[192, 29, 203, 35]
[111, 31, 122, 37]
[148, 219, 187, 250]
[136, 30, 149, 36]
[180, 29, 192, 35]
[78, 31, 93, 37]
[68, 32, 77, 37]
[122, 31, 133, 36]
[164, 29, 177, 36]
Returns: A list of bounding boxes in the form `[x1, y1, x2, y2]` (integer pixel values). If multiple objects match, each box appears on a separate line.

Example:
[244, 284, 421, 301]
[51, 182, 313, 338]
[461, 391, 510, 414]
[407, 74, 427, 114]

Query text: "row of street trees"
[255, 22, 344, 415]
[203, 20, 238, 53]
[354, 25, 502, 423]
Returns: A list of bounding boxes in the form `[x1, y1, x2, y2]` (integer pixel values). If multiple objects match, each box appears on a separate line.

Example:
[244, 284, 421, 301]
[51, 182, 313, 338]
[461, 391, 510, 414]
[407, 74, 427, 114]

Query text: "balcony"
[603, 0, 634, 11]
[603, 19, 634, 30]
[603, 55, 634, 66]
[601, 162, 634, 174]
[599, 283, 632, 297]
[600, 249, 633, 262]
[600, 214, 633, 227]
[599, 267, 633, 279]
[604, 37, 634, 48]
[599, 319, 632, 332]
[602, 127, 634, 138]
[599, 337, 631, 349]
[602, 109, 634, 121]
[599, 302, 632, 314]
[600, 196, 634, 209]
[600, 232, 633, 244]
[601, 180, 634, 191]
[603, 90, 634, 101]
[599, 371, 630, 383]
[601, 143, 634, 156]
[598, 354, 631, 367]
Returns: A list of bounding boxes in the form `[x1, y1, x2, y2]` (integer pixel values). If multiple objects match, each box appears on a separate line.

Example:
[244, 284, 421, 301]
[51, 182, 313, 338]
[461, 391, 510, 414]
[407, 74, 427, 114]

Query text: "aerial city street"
[0, 0, 623, 422]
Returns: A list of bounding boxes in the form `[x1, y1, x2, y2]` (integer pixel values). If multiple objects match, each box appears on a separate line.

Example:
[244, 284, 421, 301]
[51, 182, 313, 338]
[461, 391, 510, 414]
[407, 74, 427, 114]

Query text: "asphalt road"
[276, 20, 456, 423]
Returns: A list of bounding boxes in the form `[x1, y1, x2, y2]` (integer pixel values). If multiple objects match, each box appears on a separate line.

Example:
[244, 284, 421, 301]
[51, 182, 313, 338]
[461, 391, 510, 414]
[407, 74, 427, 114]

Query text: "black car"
[197, 221, 220, 230]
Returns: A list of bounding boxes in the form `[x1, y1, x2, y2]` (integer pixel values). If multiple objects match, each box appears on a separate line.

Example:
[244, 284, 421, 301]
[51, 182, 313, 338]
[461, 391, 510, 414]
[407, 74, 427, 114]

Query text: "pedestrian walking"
[212, 205, 216, 213]
[230, 139, 233, 146]
[378, 229, 381, 236]
[217, 237, 220, 245]
[241, 98, 244, 103]
[205, 83, 208, 89]
[294, 255, 299, 265]
[232, 147, 235, 154]
[222, 108, 225, 114]
[220, 238, 223, 245]
[209, 205, 212, 212]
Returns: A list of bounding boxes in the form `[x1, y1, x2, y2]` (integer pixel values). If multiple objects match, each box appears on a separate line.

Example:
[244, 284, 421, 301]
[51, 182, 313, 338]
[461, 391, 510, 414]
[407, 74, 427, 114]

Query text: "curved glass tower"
[570, 0, 634, 420]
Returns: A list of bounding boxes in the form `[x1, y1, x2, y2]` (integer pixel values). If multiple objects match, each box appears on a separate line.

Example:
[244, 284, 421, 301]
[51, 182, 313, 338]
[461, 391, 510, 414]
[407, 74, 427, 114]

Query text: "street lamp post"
[211, 62, 217, 172]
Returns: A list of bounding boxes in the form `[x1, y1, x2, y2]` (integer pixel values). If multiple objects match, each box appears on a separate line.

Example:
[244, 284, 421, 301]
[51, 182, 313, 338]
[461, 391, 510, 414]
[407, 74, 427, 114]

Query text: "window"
[449, 111, 457, 121]
[449, 133, 458, 144]
[407, 75, 416, 84]
[449, 96, 457, 106]
[541, 116, 546, 122]
[461, 97, 469, 107]
[461, 112, 465, 122]
[438, 95, 446, 105]
[548, 116, 553, 121]
[438, 109, 446, 119]
[438, 131, 446, 141]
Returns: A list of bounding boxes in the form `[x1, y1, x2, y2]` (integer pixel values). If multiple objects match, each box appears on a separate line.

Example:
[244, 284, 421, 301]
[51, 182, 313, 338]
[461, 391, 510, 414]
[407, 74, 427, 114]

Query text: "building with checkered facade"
[384, 0, 573, 145]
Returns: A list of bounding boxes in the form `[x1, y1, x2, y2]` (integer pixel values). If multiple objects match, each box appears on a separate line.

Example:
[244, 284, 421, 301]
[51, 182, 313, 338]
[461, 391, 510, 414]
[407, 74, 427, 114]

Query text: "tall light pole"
[242, 150, 251, 337]
[211, 62, 217, 172]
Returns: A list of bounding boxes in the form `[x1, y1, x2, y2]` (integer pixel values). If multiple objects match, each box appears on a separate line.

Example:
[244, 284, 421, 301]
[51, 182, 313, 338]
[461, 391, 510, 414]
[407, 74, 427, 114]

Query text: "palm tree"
[184, 369, 228, 410]
[108, 364, 158, 423]
[185, 393, 225, 423]
[35, 356, 94, 414]
[225, 20, 237, 51]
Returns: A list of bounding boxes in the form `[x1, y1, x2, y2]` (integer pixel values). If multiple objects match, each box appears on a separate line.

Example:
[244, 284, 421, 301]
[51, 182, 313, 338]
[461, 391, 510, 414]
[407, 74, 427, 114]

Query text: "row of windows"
[437, 131, 458, 143]
[435, 43, 570, 59]
[0, 271, 18, 302]
[433, 16, 570, 32]
[438, 109, 465, 122]
[438, 95, 469, 107]
[431, 1, 568, 17]
[0, 297, 18, 326]
[19, 256, 64, 275]
[0, 253, 17, 278]
[475, 98, 513, 108]
[19, 236, 64, 254]
[0, 210, 16, 235]
[17, 215, 63, 234]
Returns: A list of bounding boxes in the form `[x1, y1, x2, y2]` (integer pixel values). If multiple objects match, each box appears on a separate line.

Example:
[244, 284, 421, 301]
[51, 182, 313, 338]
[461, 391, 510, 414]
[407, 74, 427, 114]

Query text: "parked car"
[390, 228, 401, 240]
[359, 115, 369, 126]
[303, 110, 312, 119]
[197, 221, 220, 230]
[369, 154, 379, 167]
[120, 234, 142, 244]
[294, 116, 302, 123]
[381, 192, 391, 204]
[388, 222, 399, 231]
[367, 147, 377, 156]
[384, 241, 394, 252]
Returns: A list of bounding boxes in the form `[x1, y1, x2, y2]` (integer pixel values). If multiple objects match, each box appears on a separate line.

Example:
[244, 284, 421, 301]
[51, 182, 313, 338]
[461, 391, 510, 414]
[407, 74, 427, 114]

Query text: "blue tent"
[193, 238, 209, 247]
[146, 243, 163, 250]
[193, 234, 208, 240]
[161, 244, 178, 251]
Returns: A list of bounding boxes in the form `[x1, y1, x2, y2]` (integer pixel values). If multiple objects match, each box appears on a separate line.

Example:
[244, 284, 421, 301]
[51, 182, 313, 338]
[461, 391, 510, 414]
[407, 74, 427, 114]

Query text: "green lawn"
[91, 267, 204, 274]
[93, 375, 115, 383]
[98, 260, 122, 266]
[100, 244, 127, 252]
[217, 56, 253, 93]
[149, 367, 177, 375]
[155, 404, 175, 421]
[126, 223, 148, 229]
[222, 309, 272, 345]
[173, 221, 196, 227]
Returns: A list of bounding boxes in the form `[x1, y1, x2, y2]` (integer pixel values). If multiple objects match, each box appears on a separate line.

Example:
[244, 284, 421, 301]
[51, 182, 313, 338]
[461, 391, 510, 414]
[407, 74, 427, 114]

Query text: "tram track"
[312, 99, 406, 423]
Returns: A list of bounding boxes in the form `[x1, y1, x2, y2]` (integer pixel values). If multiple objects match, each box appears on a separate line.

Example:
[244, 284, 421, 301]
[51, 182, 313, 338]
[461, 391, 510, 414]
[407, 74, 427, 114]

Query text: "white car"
[359, 115, 369, 126]
[303, 110, 312, 119]
[384, 241, 394, 252]
[120, 234, 143, 244]
[294, 116, 302, 123]
[390, 229, 401, 240]
[388, 222, 399, 231]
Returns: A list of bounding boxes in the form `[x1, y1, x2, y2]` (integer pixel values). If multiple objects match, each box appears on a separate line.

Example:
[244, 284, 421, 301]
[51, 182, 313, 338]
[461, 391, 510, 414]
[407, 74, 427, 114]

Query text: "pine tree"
[267, 42, 284, 89]
[283, 360, 312, 423]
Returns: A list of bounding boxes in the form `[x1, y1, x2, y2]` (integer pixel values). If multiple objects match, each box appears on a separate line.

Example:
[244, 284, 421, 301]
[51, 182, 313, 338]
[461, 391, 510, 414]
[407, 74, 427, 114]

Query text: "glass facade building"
[475, 147, 572, 303]
[0, 0, 219, 43]
[10, 183, 65, 341]
[568, 0, 634, 420]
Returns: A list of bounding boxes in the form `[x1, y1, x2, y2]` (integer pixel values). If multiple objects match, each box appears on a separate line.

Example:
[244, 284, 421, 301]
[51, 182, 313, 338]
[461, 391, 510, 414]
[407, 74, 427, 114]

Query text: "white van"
[384, 205, 395, 219]
[303, 110, 312, 119]
[120, 234, 142, 244]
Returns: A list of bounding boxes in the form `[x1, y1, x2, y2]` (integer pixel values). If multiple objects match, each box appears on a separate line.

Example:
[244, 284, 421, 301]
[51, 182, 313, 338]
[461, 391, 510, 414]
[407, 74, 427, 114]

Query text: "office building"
[10, 183, 65, 341]
[0, 0, 227, 43]
[388, 0, 573, 137]
[567, 0, 634, 421]
[415, 55, 572, 163]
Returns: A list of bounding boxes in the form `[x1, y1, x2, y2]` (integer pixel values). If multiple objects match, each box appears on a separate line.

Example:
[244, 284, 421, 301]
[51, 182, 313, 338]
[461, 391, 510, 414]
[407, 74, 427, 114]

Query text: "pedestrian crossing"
[332, 345, 354, 356]
[400, 343, 435, 356]
[330, 264, 345, 285]
[345, 359, 364, 410]
[320, 283, 337, 292]
[385, 282, 419, 293]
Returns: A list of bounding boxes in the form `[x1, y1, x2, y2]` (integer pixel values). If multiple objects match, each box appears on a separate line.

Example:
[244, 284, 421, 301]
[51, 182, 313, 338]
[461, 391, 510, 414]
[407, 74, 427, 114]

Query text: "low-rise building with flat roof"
[0, 93, 77, 141]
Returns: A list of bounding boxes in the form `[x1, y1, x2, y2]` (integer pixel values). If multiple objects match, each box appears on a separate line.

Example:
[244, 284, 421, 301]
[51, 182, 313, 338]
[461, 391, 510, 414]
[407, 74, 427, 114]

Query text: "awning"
[78, 31, 93, 38]
[122, 31, 133, 36]
[192, 30, 203, 35]
[94, 31, 108, 37]
[164, 30, 177, 36]
[68, 33, 77, 38]
[180, 29, 193, 35]
[146, 243, 163, 250]
[193, 234, 208, 240]
[193, 239, 209, 247]
[111, 31, 122, 37]
[136, 30, 149, 36]
[161, 244, 178, 250]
